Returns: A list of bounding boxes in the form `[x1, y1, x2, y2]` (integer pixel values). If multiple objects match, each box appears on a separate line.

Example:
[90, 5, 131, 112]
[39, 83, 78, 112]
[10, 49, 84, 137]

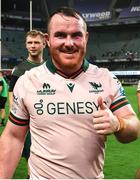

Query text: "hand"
[93, 96, 120, 135]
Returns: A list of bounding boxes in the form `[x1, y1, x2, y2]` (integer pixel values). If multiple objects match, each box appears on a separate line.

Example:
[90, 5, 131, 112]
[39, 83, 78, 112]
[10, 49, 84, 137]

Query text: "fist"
[93, 96, 120, 135]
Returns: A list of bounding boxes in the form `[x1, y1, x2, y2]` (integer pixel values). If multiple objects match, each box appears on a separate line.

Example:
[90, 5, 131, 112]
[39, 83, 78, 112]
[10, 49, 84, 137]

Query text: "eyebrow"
[54, 32, 66, 37]
[72, 32, 83, 36]
[54, 31, 83, 37]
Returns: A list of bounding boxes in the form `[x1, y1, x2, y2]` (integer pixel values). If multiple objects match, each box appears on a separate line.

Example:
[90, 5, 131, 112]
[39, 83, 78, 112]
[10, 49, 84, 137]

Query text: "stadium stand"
[1, 43, 12, 57]
[2, 29, 26, 57]
[1, 0, 140, 84]
[87, 27, 140, 60]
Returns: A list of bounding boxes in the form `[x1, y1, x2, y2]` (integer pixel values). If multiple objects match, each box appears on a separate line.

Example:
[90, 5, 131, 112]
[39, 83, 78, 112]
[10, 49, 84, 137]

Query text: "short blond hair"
[26, 29, 45, 41]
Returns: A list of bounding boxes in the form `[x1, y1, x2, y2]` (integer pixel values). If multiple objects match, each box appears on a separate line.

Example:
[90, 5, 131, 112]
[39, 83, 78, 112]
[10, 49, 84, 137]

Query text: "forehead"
[26, 35, 43, 42]
[49, 14, 86, 33]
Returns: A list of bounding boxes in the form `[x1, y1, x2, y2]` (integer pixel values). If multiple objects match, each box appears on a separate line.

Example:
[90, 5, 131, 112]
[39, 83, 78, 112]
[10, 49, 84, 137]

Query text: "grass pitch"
[0, 85, 140, 179]
[104, 85, 140, 179]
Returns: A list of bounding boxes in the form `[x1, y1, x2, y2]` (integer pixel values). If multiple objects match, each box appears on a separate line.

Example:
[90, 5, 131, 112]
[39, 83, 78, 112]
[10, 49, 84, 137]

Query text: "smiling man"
[45, 9, 88, 75]
[0, 7, 140, 179]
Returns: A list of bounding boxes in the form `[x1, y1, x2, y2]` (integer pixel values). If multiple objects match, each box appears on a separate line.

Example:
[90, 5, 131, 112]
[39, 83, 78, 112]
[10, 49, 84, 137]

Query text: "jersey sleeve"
[108, 72, 129, 112]
[9, 75, 30, 126]
[9, 75, 19, 92]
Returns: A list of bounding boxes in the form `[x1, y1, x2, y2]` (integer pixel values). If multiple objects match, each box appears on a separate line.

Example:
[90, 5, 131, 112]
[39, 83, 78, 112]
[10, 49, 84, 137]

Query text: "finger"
[93, 116, 107, 124]
[95, 129, 109, 135]
[98, 96, 107, 110]
[93, 122, 110, 130]
[93, 111, 103, 118]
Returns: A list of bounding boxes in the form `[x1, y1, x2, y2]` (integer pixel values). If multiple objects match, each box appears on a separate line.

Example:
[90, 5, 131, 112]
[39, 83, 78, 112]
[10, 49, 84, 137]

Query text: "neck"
[57, 67, 81, 76]
[56, 66, 83, 79]
[28, 55, 43, 64]
[52, 60, 83, 76]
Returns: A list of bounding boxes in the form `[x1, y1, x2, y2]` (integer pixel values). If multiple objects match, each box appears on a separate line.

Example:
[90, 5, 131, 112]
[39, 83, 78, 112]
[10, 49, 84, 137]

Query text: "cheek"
[26, 45, 30, 49]
[48, 42, 58, 50]
[78, 43, 87, 53]
[75, 38, 87, 47]
[49, 37, 62, 47]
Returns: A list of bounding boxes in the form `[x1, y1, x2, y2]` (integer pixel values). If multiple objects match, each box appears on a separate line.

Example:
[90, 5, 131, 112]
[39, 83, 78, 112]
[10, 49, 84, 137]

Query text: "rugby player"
[0, 71, 8, 126]
[8, 29, 46, 178]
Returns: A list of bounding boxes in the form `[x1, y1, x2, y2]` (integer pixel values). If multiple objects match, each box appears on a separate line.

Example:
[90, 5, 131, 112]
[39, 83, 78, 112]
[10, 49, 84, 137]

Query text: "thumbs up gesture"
[93, 96, 120, 135]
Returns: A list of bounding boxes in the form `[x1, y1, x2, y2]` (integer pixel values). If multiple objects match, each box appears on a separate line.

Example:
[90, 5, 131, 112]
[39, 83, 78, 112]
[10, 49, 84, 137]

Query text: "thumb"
[98, 96, 107, 110]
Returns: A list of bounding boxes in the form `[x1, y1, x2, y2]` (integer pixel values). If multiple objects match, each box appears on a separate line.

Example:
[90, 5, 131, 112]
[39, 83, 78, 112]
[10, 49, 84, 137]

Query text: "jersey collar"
[46, 57, 89, 79]
[27, 59, 44, 65]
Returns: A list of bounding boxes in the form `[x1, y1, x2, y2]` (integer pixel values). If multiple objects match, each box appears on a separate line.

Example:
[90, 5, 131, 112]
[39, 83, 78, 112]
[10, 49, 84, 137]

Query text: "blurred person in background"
[0, 71, 8, 126]
[9, 29, 46, 106]
[8, 29, 46, 178]
[0, 7, 140, 179]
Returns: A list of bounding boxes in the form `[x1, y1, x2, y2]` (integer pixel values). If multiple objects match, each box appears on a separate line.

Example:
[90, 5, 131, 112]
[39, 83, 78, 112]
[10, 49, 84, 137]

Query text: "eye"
[55, 32, 66, 38]
[27, 41, 32, 44]
[34, 41, 40, 44]
[72, 32, 83, 38]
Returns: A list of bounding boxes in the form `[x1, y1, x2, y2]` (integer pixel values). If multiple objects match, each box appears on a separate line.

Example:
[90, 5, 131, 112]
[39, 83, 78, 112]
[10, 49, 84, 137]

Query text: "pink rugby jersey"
[9, 59, 129, 179]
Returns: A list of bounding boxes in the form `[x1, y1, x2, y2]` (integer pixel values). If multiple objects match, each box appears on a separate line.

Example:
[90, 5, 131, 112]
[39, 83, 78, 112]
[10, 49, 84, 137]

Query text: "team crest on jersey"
[89, 82, 103, 93]
[37, 83, 56, 95]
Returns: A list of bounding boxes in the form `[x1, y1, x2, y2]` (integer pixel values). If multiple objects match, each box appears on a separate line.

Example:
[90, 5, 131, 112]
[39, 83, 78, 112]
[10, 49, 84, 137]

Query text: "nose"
[65, 36, 74, 47]
[31, 42, 36, 48]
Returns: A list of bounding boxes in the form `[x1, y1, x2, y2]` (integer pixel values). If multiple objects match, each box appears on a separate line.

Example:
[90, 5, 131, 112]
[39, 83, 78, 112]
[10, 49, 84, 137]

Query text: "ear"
[44, 33, 50, 47]
[43, 40, 46, 48]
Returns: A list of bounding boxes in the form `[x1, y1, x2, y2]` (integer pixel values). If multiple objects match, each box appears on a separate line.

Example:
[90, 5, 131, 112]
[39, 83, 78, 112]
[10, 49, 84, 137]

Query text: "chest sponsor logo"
[89, 82, 103, 93]
[37, 83, 56, 95]
[34, 99, 101, 115]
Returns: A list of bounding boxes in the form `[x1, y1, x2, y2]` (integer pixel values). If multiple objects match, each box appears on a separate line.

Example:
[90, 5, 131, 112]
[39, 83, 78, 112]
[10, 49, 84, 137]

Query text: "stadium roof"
[1, 0, 140, 29]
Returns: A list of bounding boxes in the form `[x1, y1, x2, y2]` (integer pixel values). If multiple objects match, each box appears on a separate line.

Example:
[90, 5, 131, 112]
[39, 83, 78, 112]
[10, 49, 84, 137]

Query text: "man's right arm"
[0, 121, 29, 178]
